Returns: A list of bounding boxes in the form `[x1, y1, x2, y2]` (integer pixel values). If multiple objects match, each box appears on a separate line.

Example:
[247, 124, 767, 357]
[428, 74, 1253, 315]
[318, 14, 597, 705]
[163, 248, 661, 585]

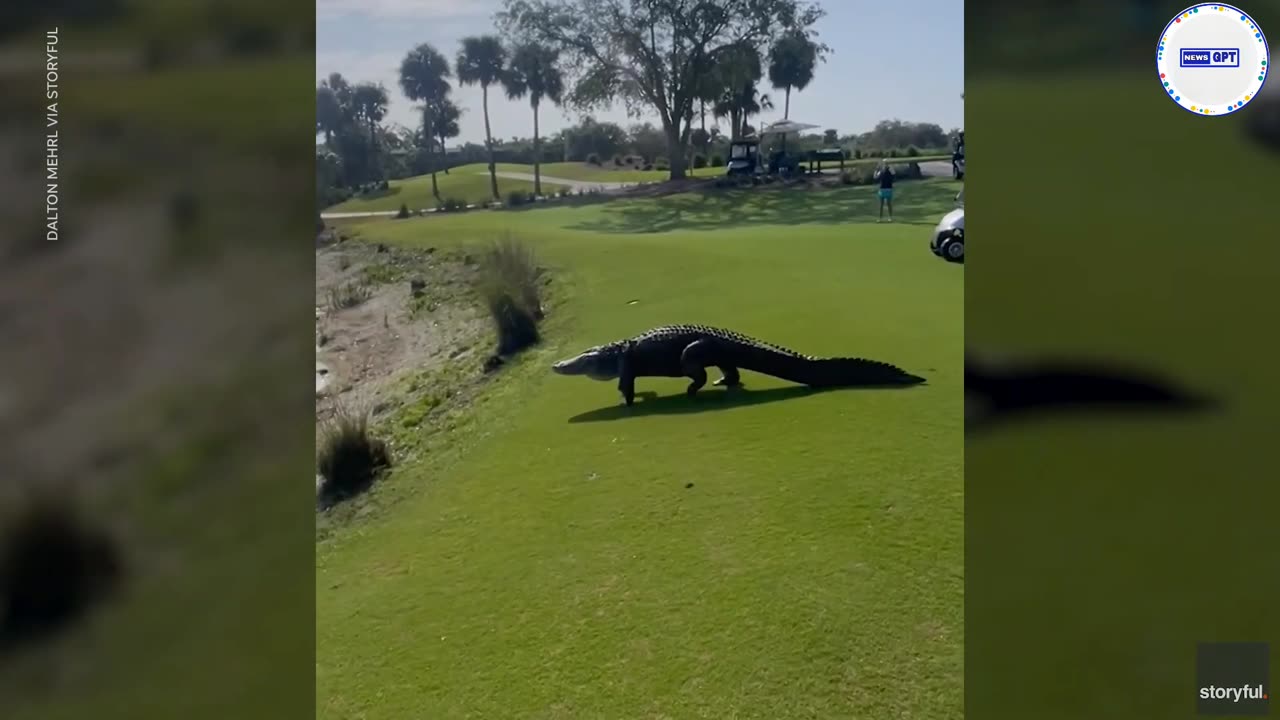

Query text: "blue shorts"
[878, 188, 894, 200]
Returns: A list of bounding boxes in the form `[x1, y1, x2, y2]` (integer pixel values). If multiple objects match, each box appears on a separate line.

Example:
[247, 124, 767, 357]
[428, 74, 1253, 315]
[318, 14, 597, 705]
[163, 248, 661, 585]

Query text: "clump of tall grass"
[327, 282, 372, 311]
[316, 404, 391, 508]
[474, 234, 544, 359]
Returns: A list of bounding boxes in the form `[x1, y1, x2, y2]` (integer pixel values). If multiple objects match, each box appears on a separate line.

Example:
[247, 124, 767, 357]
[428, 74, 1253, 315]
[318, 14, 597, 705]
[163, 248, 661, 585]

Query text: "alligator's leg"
[680, 339, 714, 397]
[618, 345, 636, 406]
[618, 374, 635, 406]
[713, 365, 741, 388]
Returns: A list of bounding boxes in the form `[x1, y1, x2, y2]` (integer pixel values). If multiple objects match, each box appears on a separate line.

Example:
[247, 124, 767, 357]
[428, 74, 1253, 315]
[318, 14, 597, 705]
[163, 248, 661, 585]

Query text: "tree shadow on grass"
[348, 186, 404, 205]
[563, 179, 958, 234]
[567, 383, 920, 423]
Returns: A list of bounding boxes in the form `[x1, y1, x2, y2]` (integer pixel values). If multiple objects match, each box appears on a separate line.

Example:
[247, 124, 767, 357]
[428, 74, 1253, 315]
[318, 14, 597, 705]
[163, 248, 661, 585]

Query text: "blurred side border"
[0, 1, 315, 718]
[967, 1, 1280, 717]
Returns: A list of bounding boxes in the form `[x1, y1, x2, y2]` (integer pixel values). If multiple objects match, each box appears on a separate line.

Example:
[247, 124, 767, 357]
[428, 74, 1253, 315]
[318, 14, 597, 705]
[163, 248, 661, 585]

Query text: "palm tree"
[399, 43, 452, 200]
[710, 44, 766, 139]
[501, 42, 564, 197]
[351, 82, 389, 178]
[323, 72, 353, 107]
[432, 98, 462, 172]
[456, 35, 508, 202]
[693, 70, 722, 134]
[768, 33, 818, 120]
[316, 85, 343, 146]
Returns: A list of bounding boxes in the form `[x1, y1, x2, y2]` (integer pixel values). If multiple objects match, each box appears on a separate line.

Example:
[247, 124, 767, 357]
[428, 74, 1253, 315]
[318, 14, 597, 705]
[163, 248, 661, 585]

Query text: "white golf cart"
[929, 190, 964, 263]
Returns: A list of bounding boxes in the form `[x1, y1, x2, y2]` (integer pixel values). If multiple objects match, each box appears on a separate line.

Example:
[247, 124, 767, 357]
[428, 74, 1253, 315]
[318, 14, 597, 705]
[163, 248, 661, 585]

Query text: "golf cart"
[725, 138, 761, 177]
[952, 132, 965, 180]
[759, 119, 820, 177]
[929, 189, 964, 263]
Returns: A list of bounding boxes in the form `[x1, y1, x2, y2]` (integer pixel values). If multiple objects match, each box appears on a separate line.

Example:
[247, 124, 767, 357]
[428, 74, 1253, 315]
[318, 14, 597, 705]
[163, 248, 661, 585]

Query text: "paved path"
[918, 161, 954, 178]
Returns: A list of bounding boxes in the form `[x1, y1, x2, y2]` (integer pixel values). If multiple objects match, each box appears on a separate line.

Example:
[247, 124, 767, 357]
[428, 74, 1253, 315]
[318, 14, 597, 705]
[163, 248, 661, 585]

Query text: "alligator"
[551, 324, 926, 406]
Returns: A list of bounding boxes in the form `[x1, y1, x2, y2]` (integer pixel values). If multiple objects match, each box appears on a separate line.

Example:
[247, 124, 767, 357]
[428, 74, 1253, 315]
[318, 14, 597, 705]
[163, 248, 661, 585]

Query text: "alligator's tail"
[741, 351, 926, 388]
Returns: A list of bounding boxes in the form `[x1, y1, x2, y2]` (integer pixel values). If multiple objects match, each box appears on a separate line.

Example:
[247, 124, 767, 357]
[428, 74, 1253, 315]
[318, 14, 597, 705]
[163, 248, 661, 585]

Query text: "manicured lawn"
[326, 164, 569, 213]
[500, 161, 728, 183]
[317, 178, 964, 719]
[327, 155, 955, 214]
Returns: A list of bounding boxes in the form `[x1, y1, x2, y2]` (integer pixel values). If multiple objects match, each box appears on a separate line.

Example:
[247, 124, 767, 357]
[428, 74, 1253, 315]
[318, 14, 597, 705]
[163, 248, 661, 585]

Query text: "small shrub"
[853, 148, 862, 159]
[905, 145, 920, 157]
[316, 405, 391, 506]
[586, 152, 601, 165]
[888, 148, 899, 158]
[692, 154, 707, 169]
[899, 161, 923, 179]
[320, 187, 352, 207]
[506, 189, 530, 207]
[327, 282, 372, 311]
[710, 154, 723, 166]
[654, 156, 669, 168]
[475, 234, 543, 356]
[395, 203, 410, 219]
[656, 164, 669, 172]
[379, 179, 390, 190]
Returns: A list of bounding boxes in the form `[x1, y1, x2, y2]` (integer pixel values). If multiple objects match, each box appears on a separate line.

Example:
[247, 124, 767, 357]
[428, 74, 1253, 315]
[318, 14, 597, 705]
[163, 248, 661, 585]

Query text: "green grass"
[497, 161, 727, 183]
[966, 71, 1280, 716]
[326, 157, 955, 213]
[325, 164, 566, 213]
[317, 178, 964, 718]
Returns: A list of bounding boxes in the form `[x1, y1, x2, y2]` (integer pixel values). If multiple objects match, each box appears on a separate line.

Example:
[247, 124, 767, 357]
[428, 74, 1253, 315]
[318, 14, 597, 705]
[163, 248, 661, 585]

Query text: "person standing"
[874, 160, 895, 222]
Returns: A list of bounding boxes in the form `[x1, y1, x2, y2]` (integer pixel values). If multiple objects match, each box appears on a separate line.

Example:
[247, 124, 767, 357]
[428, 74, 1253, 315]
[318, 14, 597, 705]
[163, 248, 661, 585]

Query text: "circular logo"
[1157, 4, 1269, 116]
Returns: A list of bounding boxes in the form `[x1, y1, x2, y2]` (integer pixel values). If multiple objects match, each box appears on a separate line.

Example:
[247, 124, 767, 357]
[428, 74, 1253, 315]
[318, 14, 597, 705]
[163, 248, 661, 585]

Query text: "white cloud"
[316, 0, 498, 21]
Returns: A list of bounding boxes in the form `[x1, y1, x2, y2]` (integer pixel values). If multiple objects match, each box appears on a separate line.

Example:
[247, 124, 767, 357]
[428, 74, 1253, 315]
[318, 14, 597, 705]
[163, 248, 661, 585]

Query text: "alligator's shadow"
[568, 384, 915, 423]
[965, 357, 1218, 434]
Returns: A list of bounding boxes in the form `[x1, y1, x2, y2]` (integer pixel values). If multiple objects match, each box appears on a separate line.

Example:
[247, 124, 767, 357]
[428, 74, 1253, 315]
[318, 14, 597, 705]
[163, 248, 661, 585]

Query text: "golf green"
[318, 178, 964, 718]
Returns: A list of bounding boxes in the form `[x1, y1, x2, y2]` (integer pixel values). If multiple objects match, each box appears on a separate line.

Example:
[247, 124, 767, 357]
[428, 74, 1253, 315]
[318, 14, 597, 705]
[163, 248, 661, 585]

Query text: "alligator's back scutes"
[629, 324, 812, 359]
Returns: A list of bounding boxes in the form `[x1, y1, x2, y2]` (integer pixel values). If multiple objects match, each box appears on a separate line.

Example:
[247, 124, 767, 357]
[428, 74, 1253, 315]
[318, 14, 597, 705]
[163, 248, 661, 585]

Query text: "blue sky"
[316, 0, 964, 144]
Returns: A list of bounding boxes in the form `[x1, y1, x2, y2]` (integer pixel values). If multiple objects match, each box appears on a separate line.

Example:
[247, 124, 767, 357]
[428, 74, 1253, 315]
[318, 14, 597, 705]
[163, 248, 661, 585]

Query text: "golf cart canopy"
[760, 120, 820, 135]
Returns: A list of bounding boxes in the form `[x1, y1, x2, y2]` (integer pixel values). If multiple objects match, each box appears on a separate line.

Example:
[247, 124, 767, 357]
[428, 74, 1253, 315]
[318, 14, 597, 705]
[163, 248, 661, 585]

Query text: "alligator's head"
[552, 344, 623, 380]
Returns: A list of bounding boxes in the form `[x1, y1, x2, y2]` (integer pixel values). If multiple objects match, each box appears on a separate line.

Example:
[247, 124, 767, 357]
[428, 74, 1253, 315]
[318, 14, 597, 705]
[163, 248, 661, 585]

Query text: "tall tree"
[501, 42, 565, 196]
[316, 85, 343, 146]
[767, 32, 820, 119]
[693, 70, 722, 134]
[710, 44, 773, 139]
[351, 82, 390, 178]
[432, 98, 463, 173]
[498, 0, 824, 180]
[456, 35, 508, 201]
[399, 43, 453, 200]
[323, 72, 353, 107]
